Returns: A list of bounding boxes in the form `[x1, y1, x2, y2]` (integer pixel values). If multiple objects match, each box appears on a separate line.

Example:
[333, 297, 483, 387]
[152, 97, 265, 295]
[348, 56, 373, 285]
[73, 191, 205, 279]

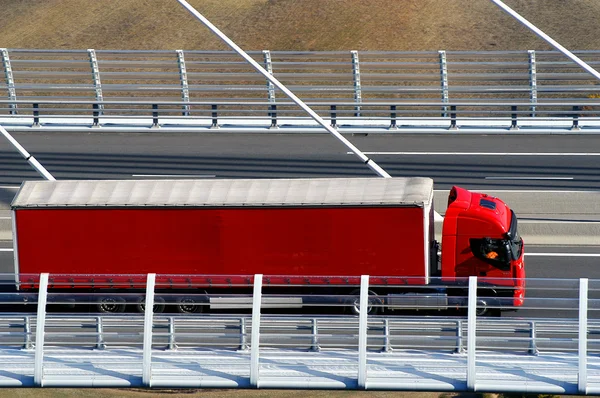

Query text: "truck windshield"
[507, 210, 523, 261]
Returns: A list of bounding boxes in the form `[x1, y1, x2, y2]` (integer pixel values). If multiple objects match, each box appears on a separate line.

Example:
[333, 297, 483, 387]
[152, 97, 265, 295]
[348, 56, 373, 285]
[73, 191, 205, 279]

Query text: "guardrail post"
[176, 50, 190, 116]
[250, 274, 263, 388]
[449, 105, 458, 130]
[455, 319, 464, 354]
[168, 317, 177, 350]
[357, 274, 369, 389]
[382, 318, 392, 353]
[510, 105, 519, 130]
[439, 50, 449, 117]
[310, 318, 321, 352]
[87, 49, 103, 113]
[269, 104, 278, 129]
[23, 316, 33, 350]
[151, 104, 159, 128]
[142, 273, 156, 388]
[32, 103, 40, 127]
[529, 321, 539, 355]
[1, 48, 17, 115]
[34, 273, 49, 387]
[351, 50, 362, 117]
[92, 103, 100, 128]
[330, 105, 337, 128]
[263, 51, 278, 128]
[572, 106, 581, 131]
[578, 278, 589, 395]
[211, 104, 219, 129]
[389, 105, 397, 130]
[95, 316, 105, 350]
[528, 50, 537, 117]
[239, 317, 249, 351]
[466, 276, 477, 391]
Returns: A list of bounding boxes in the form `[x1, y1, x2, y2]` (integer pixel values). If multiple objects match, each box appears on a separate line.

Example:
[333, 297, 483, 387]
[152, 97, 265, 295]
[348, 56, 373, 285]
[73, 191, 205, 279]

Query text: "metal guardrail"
[1, 49, 600, 131]
[0, 273, 598, 392]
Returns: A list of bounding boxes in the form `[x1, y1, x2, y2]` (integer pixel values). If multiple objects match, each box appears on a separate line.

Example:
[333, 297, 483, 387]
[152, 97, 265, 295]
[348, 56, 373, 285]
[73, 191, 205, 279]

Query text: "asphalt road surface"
[0, 132, 599, 191]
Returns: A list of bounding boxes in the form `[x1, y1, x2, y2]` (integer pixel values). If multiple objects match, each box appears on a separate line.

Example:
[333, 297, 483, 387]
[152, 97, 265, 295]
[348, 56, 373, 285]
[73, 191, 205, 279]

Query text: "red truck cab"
[441, 186, 525, 306]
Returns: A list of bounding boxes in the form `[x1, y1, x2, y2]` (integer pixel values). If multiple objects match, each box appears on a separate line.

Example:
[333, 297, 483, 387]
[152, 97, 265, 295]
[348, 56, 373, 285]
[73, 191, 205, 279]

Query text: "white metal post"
[250, 274, 263, 388]
[33, 272, 49, 387]
[176, 0, 391, 179]
[176, 50, 190, 116]
[528, 50, 537, 116]
[466, 276, 477, 391]
[142, 273, 156, 387]
[439, 50, 449, 117]
[351, 50, 362, 117]
[491, 0, 600, 82]
[87, 49, 103, 114]
[357, 275, 369, 389]
[0, 125, 55, 180]
[1, 48, 17, 114]
[263, 50, 276, 103]
[579, 278, 589, 394]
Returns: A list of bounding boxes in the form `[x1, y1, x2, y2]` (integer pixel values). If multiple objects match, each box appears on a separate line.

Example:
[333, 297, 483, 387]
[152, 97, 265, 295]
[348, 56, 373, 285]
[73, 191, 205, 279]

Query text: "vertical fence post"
[1, 48, 17, 115]
[176, 50, 190, 116]
[572, 106, 581, 131]
[510, 105, 519, 130]
[96, 316, 105, 350]
[24, 316, 32, 350]
[152, 104, 159, 128]
[357, 275, 369, 389]
[389, 105, 397, 130]
[239, 317, 249, 351]
[87, 49, 103, 113]
[351, 50, 362, 117]
[211, 104, 219, 129]
[466, 276, 478, 391]
[34, 273, 49, 387]
[578, 278, 589, 395]
[528, 50, 537, 117]
[263, 51, 278, 128]
[32, 103, 40, 127]
[455, 319, 464, 354]
[449, 105, 457, 130]
[529, 321, 539, 355]
[439, 50, 449, 117]
[250, 274, 263, 388]
[92, 103, 100, 127]
[142, 273, 156, 388]
[168, 317, 177, 351]
[383, 318, 392, 353]
[330, 105, 337, 127]
[311, 318, 320, 352]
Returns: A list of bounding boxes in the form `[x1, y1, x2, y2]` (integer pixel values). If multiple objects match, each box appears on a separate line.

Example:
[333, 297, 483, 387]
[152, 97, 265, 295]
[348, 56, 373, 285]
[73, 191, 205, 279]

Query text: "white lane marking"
[0, 186, 19, 189]
[485, 177, 574, 180]
[435, 190, 600, 193]
[526, 253, 600, 257]
[349, 151, 600, 156]
[131, 174, 216, 178]
[0, 249, 13, 252]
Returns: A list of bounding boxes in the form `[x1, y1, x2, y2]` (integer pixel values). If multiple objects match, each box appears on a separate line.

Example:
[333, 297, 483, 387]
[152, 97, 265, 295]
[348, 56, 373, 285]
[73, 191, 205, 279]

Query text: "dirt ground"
[1, 0, 600, 51]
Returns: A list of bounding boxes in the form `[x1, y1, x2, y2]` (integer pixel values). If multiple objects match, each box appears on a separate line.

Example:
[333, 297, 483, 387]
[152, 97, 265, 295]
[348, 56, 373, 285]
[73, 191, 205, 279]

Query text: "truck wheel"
[96, 297, 126, 313]
[348, 289, 382, 316]
[177, 297, 202, 314]
[136, 296, 166, 313]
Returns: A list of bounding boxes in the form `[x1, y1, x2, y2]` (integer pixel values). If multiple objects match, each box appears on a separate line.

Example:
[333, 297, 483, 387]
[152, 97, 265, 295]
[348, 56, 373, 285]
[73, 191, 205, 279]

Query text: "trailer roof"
[11, 177, 433, 208]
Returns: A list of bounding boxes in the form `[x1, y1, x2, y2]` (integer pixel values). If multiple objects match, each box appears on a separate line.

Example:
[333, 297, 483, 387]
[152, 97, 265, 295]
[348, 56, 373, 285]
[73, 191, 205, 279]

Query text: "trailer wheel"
[177, 297, 203, 314]
[136, 296, 166, 314]
[348, 289, 382, 316]
[96, 296, 126, 313]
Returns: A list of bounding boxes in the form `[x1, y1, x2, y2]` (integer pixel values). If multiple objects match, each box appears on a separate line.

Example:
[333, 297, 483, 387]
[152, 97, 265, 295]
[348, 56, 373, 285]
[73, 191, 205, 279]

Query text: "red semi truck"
[10, 177, 525, 314]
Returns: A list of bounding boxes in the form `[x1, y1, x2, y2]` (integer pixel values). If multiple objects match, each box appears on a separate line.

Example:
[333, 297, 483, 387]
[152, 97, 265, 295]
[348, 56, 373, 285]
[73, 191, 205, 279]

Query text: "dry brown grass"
[2, 0, 600, 51]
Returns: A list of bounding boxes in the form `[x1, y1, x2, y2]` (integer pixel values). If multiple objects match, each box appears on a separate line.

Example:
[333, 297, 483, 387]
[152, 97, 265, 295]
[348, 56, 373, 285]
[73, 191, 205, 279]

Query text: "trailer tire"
[136, 296, 166, 314]
[348, 289, 382, 316]
[177, 297, 203, 314]
[96, 296, 126, 313]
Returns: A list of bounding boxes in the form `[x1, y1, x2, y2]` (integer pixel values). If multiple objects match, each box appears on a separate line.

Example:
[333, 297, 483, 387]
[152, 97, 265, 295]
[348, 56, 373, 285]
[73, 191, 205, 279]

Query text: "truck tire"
[348, 289, 382, 316]
[96, 296, 126, 313]
[177, 297, 203, 314]
[136, 296, 166, 314]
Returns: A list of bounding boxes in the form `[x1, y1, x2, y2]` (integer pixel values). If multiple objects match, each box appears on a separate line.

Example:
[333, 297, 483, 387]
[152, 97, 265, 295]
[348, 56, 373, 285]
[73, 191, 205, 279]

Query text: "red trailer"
[10, 177, 525, 314]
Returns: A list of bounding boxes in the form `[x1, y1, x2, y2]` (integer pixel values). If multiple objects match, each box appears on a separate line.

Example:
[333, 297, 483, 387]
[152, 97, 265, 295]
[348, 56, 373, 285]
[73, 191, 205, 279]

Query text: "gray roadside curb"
[0, 191, 598, 245]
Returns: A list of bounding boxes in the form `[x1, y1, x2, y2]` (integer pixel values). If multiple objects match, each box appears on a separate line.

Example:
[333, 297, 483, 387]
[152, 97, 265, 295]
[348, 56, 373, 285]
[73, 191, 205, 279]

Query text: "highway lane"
[0, 132, 599, 192]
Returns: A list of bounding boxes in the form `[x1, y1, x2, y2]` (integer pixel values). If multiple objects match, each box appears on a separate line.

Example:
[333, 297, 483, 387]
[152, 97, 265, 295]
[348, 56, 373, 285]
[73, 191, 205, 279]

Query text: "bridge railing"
[0, 273, 598, 391]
